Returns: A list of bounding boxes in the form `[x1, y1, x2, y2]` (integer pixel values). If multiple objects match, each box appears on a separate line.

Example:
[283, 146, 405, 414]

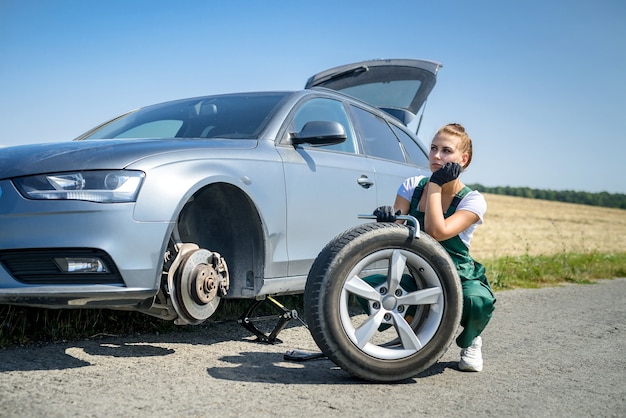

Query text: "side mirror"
[289, 121, 347, 146]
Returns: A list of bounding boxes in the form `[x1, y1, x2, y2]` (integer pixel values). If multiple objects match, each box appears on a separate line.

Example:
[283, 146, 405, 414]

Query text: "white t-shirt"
[397, 175, 487, 248]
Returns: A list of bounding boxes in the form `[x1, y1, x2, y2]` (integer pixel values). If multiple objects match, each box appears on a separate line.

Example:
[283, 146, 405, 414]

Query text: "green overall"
[410, 177, 496, 348]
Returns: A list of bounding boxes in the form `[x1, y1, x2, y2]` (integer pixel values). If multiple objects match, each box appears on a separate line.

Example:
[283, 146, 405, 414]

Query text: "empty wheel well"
[176, 183, 264, 298]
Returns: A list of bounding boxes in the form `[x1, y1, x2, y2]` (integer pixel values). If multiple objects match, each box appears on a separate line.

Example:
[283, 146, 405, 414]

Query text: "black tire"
[304, 222, 462, 382]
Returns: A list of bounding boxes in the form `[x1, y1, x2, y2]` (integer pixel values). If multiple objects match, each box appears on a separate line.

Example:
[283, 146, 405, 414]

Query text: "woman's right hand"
[429, 162, 462, 186]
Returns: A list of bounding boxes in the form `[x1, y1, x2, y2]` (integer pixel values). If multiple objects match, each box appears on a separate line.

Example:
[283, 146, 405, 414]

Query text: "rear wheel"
[304, 222, 462, 382]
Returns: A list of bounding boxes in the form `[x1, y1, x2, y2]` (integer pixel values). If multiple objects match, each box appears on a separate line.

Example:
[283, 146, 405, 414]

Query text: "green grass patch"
[484, 251, 626, 290]
[1, 252, 624, 348]
[0, 306, 179, 348]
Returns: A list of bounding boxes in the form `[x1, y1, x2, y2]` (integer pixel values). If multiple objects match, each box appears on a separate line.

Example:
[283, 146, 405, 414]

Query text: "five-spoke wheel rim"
[339, 248, 445, 360]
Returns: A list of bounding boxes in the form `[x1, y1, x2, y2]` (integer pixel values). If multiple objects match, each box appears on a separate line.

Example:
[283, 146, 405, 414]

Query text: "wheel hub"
[382, 295, 397, 310]
[190, 264, 218, 305]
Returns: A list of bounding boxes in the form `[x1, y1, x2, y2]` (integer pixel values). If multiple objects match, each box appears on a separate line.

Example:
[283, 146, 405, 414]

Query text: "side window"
[350, 105, 406, 163]
[391, 125, 429, 167]
[289, 98, 357, 153]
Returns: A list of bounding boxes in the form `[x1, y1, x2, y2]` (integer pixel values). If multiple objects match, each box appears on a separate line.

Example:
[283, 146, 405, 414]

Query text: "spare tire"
[304, 222, 462, 382]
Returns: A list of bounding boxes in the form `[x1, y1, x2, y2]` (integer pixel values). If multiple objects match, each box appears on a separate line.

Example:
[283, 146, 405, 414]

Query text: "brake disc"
[167, 243, 229, 325]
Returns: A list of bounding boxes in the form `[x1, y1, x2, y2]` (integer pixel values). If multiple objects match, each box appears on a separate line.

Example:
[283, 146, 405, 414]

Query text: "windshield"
[77, 92, 290, 140]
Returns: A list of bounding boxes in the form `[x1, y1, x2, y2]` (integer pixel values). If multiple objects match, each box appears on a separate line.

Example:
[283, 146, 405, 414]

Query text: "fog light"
[54, 257, 108, 273]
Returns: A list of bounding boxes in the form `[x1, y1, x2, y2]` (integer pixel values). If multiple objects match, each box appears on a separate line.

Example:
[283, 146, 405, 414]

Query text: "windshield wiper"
[315, 65, 369, 84]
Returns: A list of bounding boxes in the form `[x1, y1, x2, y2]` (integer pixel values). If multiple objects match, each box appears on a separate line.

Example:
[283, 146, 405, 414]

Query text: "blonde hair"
[435, 123, 473, 169]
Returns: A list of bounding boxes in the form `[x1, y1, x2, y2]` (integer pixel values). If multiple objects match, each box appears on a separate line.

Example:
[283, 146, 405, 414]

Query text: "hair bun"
[449, 123, 465, 133]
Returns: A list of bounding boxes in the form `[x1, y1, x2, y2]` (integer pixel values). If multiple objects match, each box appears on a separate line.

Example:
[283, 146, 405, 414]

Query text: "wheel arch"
[175, 182, 265, 299]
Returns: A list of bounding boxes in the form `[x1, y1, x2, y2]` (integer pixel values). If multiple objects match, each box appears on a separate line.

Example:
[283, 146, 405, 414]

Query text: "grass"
[1, 194, 625, 348]
[470, 193, 626, 259]
[0, 306, 178, 348]
[484, 252, 626, 290]
[0, 296, 300, 348]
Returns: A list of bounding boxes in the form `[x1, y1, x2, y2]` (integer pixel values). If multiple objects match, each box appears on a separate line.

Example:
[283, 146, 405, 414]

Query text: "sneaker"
[459, 336, 483, 372]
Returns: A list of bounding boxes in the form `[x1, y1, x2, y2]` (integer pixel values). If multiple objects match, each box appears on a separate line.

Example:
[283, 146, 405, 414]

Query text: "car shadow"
[0, 345, 93, 372]
[415, 361, 460, 376]
[0, 340, 178, 373]
[0, 319, 249, 372]
[206, 350, 457, 385]
[0, 319, 460, 383]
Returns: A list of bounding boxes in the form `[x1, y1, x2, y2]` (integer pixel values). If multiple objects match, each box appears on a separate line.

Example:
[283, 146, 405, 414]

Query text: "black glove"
[429, 162, 462, 186]
[373, 206, 401, 222]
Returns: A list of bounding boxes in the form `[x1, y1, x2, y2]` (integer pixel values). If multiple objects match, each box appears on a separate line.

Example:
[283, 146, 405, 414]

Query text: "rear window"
[391, 125, 429, 167]
[350, 105, 406, 163]
[339, 79, 422, 111]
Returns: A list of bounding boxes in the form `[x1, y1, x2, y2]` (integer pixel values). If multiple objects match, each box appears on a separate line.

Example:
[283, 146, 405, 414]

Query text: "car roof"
[305, 58, 442, 120]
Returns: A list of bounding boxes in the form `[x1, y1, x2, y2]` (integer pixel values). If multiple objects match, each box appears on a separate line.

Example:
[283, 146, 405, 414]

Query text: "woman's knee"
[461, 283, 496, 325]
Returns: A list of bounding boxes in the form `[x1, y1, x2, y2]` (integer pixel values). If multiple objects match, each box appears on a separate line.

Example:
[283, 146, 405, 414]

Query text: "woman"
[374, 123, 495, 372]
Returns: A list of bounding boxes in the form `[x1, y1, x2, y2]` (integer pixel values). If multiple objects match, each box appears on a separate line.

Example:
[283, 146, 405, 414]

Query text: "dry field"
[470, 194, 626, 260]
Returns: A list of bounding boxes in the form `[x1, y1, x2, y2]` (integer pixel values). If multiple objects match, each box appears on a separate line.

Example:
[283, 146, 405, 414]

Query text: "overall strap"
[410, 177, 472, 218]
[445, 186, 472, 217]
[409, 177, 430, 214]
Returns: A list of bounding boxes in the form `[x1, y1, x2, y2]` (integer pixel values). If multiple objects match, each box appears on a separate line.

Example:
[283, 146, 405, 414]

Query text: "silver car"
[0, 59, 440, 327]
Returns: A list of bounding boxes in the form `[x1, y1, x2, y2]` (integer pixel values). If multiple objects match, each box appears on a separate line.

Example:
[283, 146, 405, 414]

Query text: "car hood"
[306, 58, 441, 120]
[0, 138, 256, 179]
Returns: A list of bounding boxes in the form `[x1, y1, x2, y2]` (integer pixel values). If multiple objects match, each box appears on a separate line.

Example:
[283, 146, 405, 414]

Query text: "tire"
[304, 222, 462, 382]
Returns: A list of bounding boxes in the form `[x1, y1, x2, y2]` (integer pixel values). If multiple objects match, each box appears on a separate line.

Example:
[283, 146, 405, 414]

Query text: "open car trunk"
[306, 58, 442, 125]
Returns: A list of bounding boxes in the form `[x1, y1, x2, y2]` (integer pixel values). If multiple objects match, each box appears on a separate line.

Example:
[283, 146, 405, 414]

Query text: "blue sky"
[1, 0, 625, 193]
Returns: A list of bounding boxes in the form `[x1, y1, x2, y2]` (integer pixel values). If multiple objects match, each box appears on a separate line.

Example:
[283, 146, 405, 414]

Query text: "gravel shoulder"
[1, 278, 625, 417]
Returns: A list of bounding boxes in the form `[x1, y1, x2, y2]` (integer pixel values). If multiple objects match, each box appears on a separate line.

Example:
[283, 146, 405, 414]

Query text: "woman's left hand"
[373, 206, 401, 222]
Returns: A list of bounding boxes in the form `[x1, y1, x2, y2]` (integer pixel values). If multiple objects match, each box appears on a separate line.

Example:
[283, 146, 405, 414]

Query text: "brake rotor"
[167, 244, 229, 325]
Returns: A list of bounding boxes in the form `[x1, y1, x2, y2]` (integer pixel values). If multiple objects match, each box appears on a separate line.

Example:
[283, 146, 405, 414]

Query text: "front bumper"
[0, 179, 171, 307]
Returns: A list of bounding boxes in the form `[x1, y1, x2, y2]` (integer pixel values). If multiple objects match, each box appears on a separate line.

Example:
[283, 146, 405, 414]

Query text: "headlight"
[13, 170, 145, 203]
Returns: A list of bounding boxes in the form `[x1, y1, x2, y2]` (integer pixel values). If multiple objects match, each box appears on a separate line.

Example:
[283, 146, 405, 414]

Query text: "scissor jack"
[237, 295, 303, 344]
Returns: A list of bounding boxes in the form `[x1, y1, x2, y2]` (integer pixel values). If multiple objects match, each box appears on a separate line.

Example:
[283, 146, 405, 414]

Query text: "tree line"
[466, 184, 626, 210]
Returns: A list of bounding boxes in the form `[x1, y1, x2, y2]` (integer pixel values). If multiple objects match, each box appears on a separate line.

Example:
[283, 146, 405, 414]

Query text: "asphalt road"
[0, 278, 624, 417]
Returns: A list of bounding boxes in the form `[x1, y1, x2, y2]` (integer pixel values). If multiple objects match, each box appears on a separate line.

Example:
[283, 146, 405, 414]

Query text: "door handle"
[357, 175, 374, 189]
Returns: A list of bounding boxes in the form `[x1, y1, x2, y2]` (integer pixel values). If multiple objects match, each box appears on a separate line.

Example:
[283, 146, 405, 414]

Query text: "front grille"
[0, 248, 124, 285]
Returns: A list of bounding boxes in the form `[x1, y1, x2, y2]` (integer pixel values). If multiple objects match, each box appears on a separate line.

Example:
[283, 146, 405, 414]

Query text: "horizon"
[1, 1, 625, 194]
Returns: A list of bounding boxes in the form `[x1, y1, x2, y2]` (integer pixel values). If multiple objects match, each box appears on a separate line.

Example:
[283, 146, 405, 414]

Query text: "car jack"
[238, 296, 303, 344]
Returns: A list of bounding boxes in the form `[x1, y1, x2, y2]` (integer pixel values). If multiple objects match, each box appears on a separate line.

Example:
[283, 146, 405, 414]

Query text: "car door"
[347, 103, 431, 204]
[275, 96, 378, 278]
